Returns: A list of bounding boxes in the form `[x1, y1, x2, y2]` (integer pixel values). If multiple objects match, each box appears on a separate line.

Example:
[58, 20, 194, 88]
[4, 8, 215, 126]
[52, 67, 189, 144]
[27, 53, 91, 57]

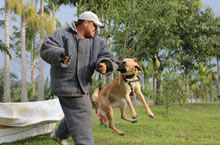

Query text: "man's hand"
[62, 52, 70, 64]
[99, 63, 107, 74]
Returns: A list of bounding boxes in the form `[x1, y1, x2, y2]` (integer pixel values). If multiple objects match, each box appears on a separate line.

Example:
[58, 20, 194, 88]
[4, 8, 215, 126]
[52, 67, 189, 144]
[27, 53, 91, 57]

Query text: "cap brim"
[93, 21, 105, 28]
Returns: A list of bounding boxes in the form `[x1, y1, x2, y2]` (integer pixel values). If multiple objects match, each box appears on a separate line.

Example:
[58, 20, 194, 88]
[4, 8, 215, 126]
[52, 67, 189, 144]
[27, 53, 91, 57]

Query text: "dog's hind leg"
[104, 106, 125, 136]
[98, 110, 107, 127]
[119, 100, 137, 123]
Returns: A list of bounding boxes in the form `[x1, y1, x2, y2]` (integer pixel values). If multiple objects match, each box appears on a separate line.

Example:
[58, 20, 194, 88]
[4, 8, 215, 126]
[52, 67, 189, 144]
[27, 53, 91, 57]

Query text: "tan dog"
[92, 58, 154, 136]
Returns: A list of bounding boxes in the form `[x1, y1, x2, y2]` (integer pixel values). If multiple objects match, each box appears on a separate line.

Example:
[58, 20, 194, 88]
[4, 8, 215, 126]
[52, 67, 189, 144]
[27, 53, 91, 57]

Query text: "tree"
[20, 0, 28, 102]
[0, 68, 18, 102]
[216, 41, 220, 97]
[38, 0, 45, 101]
[211, 17, 220, 97]
[4, 0, 29, 102]
[25, 1, 40, 97]
[0, 11, 11, 57]
[191, 63, 216, 102]
[3, 0, 11, 102]
[44, 0, 67, 33]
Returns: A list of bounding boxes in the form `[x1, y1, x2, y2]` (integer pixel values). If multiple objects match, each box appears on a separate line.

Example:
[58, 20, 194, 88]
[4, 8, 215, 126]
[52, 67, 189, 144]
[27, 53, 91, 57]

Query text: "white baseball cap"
[78, 11, 105, 28]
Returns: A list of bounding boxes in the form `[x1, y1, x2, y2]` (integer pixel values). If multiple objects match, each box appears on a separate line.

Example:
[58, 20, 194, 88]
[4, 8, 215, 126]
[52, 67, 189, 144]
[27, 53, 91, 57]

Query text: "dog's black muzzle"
[116, 61, 127, 73]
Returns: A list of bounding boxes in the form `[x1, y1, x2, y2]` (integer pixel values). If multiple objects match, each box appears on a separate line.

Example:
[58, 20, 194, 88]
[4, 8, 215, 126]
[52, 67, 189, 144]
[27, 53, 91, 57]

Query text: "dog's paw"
[100, 120, 107, 128]
[132, 115, 137, 119]
[148, 113, 154, 118]
[118, 132, 125, 136]
[132, 119, 138, 123]
[147, 111, 154, 118]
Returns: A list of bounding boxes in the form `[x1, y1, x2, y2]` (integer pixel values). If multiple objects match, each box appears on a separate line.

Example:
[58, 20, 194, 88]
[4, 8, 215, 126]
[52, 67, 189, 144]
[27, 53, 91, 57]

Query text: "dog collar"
[124, 74, 136, 79]
[123, 75, 140, 96]
[123, 74, 140, 83]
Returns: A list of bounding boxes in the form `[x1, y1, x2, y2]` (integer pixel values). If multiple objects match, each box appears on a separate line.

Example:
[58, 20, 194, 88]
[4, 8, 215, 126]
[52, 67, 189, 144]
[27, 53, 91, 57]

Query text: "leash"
[123, 74, 140, 96]
[95, 103, 108, 121]
[96, 113, 108, 121]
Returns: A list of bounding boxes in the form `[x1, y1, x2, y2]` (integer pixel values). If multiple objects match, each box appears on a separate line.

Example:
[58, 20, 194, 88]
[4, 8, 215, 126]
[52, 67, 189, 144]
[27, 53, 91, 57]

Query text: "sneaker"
[50, 131, 69, 145]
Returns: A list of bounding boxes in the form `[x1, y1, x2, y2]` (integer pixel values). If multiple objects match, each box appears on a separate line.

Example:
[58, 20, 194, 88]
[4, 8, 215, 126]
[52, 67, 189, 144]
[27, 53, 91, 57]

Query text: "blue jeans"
[55, 95, 94, 145]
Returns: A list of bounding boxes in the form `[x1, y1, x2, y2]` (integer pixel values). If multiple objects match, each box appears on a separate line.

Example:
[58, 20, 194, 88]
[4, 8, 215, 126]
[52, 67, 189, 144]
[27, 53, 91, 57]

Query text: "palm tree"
[45, 0, 58, 32]
[25, 1, 40, 97]
[20, 0, 28, 102]
[45, 0, 68, 33]
[0, 10, 11, 57]
[3, 0, 11, 102]
[5, 0, 29, 102]
[38, 0, 45, 101]
[0, 68, 18, 102]
[3, 0, 33, 102]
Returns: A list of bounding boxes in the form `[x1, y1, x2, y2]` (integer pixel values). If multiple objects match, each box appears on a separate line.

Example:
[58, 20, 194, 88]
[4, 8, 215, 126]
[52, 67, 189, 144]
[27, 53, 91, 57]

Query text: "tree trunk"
[30, 0, 38, 97]
[31, 39, 35, 97]
[77, 0, 82, 17]
[153, 77, 156, 96]
[21, 1, 28, 102]
[209, 59, 213, 102]
[38, 57, 45, 100]
[3, 1, 11, 102]
[38, 0, 45, 100]
[140, 73, 145, 90]
[210, 79, 213, 102]
[155, 76, 162, 104]
[52, 5, 56, 32]
[186, 77, 190, 101]
[217, 55, 220, 97]
[106, 25, 114, 84]
[158, 73, 163, 96]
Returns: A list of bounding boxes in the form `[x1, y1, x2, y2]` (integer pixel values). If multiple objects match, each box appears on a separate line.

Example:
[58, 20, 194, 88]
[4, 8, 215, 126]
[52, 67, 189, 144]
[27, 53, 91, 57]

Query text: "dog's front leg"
[125, 93, 137, 119]
[135, 90, 154, 118]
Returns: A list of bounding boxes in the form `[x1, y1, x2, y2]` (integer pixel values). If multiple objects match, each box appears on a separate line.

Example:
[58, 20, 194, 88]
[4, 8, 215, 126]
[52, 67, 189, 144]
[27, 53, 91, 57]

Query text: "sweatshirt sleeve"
[40, 29, 69, 67]
[95, 39, 118, 75]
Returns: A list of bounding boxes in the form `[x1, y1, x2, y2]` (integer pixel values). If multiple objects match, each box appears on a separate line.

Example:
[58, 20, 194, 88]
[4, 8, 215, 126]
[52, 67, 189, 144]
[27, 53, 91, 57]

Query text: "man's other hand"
[62, 52, 70, 64]
[99, 63, 107, 74]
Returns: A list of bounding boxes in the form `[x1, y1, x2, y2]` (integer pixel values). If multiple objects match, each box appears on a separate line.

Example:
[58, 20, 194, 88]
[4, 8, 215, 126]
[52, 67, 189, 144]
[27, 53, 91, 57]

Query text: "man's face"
[84, 21, 97, 38]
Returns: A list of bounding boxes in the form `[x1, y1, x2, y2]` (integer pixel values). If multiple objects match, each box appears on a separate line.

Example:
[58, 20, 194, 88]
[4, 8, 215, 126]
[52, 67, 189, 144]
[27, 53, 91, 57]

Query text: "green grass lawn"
[4, 103, 220, 145]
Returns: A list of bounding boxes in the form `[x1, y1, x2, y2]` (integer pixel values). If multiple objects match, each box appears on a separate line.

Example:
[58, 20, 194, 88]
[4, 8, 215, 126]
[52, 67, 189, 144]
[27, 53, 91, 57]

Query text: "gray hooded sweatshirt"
[40, 22, 117, 97]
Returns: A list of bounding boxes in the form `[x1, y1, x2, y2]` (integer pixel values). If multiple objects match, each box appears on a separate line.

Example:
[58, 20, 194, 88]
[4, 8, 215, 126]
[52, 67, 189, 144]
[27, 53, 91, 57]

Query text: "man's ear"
[83, 20, 89, 27]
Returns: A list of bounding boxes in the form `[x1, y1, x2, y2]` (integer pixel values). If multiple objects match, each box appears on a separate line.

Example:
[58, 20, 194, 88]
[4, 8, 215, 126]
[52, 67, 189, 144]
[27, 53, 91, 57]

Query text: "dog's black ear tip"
[135, 65, 141, 71]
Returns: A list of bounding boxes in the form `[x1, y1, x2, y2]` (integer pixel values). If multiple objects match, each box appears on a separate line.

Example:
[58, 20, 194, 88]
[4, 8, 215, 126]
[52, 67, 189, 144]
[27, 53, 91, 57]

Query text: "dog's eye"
[122, 62, 126, 65]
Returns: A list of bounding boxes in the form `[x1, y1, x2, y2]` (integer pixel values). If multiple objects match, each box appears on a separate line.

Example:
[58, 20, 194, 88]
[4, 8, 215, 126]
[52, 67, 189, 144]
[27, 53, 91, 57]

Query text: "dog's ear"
[133, 57, 138, 62]
[135, 65, 141, 71]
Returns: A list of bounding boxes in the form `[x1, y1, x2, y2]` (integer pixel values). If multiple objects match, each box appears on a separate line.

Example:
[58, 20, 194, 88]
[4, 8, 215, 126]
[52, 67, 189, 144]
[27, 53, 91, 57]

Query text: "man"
[40, 11, 117, 145]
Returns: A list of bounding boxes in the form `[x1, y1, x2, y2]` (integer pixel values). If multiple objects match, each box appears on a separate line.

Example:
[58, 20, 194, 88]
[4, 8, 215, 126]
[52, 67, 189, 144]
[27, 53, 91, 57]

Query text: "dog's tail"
[92, 88, 99, 102]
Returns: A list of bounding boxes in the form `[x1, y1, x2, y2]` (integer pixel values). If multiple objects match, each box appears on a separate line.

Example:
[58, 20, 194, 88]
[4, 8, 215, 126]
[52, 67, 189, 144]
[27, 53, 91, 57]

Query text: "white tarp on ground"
[0, 98, 64, 144]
